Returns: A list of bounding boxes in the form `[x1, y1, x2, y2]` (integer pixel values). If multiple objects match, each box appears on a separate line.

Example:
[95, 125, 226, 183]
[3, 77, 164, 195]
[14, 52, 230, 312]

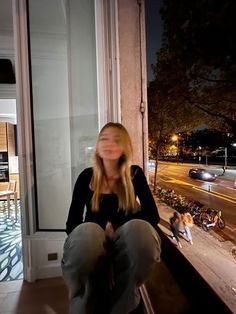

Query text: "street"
[149, 161, 236, 243]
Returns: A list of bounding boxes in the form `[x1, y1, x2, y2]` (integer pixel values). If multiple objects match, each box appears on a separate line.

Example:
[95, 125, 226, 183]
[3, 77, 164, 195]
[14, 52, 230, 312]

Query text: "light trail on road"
[158, 174, 236, 204]
[193, 186, 236, 204]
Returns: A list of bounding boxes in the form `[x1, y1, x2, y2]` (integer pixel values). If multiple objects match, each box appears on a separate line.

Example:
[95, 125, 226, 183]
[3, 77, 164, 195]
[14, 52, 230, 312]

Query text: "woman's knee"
[62, 222, 107, 270]
[114, 219, 161, 262]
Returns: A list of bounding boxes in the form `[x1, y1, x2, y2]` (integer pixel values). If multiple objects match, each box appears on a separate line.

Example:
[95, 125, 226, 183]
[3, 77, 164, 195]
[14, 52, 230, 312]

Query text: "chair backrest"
[7, 180, 16, 192]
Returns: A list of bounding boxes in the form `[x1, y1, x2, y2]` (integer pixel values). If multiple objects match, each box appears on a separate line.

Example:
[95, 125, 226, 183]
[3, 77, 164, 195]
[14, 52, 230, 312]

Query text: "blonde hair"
[91, 122, 139, 213]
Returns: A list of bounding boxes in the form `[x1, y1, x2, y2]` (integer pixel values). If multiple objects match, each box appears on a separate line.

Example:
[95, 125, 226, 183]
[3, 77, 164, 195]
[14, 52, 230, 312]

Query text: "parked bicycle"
[156, 186, 226, 231]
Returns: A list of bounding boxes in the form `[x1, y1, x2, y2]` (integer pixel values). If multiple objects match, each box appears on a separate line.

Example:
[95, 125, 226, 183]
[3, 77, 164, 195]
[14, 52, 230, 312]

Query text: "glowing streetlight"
[198, 146, 202, 165]
[172, 134, 179, 160]
[172, 135, 178, 142]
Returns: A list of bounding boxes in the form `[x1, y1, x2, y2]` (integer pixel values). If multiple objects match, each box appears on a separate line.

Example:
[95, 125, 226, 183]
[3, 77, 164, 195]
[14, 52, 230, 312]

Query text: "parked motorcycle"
[201, 210, 225, 232]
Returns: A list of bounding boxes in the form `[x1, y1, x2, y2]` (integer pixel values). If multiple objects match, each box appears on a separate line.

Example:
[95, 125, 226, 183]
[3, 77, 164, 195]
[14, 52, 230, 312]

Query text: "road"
[149, 161, 236, 243]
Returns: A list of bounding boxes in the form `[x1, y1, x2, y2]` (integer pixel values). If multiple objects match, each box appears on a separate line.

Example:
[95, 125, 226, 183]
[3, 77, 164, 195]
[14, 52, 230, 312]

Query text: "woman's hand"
[105, 221, 114, 239]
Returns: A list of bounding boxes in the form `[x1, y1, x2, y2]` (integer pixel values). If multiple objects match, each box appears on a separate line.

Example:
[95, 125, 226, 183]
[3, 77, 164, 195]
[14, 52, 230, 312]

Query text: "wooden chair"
[0, 180, 18, 220]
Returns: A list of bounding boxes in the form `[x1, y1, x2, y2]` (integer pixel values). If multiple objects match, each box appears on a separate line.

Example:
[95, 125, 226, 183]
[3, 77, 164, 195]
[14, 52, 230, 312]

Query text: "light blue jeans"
[184, 225, 192, 242]
[62, 219, 161, 314]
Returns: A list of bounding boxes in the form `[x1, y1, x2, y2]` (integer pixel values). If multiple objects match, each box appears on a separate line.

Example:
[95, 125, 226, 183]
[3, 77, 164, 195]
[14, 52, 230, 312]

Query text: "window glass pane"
[28, 0, 98, 230]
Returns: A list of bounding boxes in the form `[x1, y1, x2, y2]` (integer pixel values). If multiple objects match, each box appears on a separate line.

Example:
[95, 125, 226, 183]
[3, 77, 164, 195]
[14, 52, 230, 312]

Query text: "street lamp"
[198, 146, 202, 165]
[224, 147, 227, 169]
[172, 135, 179, 161]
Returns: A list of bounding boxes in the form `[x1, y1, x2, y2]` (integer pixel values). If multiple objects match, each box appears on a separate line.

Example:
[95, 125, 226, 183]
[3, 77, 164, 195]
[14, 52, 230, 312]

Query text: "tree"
[148, 76, 201, 191]
[186, 129, 231, 151]
[150, 0, 236, 141]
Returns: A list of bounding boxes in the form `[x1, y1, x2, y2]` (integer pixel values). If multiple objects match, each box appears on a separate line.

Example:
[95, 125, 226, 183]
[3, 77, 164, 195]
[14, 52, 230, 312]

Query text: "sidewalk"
[156, 199, 236, 313]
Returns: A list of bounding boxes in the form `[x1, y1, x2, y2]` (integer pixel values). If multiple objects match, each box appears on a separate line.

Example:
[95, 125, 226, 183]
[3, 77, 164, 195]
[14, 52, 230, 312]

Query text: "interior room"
[0, 0, 23, 282]
[0, 99, 22, 281]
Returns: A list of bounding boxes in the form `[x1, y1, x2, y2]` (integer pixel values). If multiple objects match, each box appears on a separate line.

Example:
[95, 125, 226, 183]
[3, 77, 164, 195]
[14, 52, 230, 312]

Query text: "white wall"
[118, 0, 148, 172]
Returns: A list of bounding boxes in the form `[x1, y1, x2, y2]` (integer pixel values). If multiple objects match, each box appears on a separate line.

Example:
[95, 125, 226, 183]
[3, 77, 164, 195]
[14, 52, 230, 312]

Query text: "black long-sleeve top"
[66, 165, 160, 235]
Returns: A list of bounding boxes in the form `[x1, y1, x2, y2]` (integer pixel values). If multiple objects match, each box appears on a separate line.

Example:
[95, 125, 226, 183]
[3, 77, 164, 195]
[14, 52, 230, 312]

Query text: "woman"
[169, 211, 182, 248]
[182, 211, 193, 244]
[62, 122, 161, 314]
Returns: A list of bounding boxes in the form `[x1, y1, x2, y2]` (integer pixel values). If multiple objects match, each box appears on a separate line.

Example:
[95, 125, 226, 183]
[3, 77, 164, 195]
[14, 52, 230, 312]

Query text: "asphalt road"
[149, 161, 236, 243]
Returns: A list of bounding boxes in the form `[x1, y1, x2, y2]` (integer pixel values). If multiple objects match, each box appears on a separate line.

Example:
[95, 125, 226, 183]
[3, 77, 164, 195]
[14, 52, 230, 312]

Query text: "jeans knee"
[115, 219, 161, 262]
[62, 223, 107, 271]
[69, 222, 104, 239]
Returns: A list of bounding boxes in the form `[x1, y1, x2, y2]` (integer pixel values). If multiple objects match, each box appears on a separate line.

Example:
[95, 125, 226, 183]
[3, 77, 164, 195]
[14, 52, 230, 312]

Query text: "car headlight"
[202, 173, 211, 179]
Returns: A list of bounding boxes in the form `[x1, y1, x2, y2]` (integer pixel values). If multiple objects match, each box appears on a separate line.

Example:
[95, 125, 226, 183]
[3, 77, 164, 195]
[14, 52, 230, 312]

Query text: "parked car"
[148, 160, 156, 169]
[188, 168, 217, 182]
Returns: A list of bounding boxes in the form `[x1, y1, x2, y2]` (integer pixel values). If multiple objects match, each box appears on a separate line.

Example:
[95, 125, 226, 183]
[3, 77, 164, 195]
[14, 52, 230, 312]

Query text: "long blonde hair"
[91, 122, 139, 213]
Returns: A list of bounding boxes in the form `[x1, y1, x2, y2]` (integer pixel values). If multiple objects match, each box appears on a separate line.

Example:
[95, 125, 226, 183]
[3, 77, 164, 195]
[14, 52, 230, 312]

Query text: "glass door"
[27, 0, 99, 230]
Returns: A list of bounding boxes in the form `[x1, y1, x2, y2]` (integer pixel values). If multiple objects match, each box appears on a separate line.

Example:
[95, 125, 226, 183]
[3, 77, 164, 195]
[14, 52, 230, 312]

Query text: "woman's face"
[97, 127, 124, 162]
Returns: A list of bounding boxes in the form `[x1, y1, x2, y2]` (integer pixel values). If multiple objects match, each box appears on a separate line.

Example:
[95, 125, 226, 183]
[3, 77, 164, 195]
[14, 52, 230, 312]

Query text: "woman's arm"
[66, 168, 92, 235]
[132, 165, 160, 226]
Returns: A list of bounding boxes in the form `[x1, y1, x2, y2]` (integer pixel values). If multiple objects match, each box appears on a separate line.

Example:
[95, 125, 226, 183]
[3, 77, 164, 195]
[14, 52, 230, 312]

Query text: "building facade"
[0, 0, 149, 281]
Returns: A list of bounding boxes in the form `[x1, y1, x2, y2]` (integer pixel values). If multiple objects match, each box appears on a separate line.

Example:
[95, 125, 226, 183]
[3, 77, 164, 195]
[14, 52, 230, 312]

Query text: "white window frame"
[95, 0, 120, 128]
[12, 0, 120, 281]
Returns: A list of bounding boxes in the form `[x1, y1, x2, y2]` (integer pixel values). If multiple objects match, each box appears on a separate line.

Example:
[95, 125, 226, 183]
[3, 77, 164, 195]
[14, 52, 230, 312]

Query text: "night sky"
[145, 0, 163, 82]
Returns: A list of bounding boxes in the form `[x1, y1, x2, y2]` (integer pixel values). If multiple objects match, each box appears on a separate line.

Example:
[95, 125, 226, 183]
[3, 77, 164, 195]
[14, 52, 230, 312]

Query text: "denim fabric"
[184, 225, 192, 242]
[62, 219, 161, 314]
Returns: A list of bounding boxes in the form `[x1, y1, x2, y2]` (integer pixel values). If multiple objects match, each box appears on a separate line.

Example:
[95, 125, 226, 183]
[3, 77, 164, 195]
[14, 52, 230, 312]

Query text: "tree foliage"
[149, 0, 236, 145]
[186, 129, 231, 151]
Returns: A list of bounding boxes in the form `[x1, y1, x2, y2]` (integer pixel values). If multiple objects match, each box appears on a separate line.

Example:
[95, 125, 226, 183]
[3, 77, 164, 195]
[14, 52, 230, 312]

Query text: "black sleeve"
[132, 165, 160, 227]
[66, 168, 92, 235]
